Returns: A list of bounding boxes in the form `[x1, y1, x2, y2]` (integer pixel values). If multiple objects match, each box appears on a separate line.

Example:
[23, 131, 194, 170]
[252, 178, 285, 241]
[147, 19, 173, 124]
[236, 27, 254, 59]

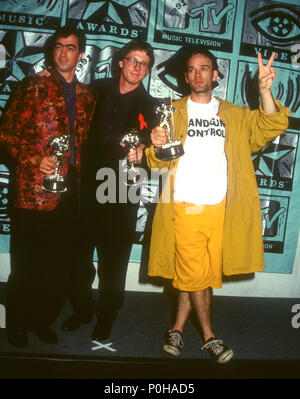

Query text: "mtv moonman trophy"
[154, 97, 184, 161]
[42, 133, 70, 193]
[120, 128, 143, 186]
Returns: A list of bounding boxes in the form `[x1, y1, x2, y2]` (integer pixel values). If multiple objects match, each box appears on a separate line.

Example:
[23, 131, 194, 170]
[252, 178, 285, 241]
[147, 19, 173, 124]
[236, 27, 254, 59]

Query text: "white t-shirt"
[174, 96, 227, 205]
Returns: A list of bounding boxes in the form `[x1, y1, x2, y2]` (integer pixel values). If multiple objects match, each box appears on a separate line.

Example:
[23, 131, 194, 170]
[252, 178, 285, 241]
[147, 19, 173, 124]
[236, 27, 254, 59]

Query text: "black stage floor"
[0, 283, 299, 379]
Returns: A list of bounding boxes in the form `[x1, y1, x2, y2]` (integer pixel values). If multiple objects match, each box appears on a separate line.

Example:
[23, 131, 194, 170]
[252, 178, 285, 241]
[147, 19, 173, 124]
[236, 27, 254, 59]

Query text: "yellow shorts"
[173, 198, 226, 291]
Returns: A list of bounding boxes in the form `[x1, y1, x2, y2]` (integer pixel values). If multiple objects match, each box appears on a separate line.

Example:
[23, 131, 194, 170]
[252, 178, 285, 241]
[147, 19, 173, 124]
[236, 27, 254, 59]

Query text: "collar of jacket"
[55, 68, 78, 86]
[47, 67, 89, 92]
[174, 95, 231, 116]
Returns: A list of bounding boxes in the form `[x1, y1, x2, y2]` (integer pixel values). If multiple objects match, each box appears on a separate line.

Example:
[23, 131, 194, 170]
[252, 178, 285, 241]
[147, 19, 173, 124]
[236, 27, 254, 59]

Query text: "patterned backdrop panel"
[0, 0, 299, 273]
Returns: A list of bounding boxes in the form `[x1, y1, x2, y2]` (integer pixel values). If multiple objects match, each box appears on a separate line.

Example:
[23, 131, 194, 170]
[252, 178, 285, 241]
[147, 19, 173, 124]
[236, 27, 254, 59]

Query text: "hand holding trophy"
[154, 97, 184, 161]
[120, 128, 142, 186]
[42, 133, 70, 193]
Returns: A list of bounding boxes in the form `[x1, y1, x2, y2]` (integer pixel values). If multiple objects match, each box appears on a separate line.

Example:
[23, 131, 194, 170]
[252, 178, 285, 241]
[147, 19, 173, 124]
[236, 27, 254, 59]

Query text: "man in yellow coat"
[146, 47, 291, 363]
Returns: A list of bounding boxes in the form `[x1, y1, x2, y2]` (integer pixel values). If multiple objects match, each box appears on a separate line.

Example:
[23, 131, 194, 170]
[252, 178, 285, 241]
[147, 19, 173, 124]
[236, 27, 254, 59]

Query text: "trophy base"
[155, 141, 184, 161]
[42, 176, 67, 193]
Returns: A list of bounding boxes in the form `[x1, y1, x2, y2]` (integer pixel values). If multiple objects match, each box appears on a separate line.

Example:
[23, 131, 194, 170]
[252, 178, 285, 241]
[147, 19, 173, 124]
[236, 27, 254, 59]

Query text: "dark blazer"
[81, 78, 157, 211]
[89, 77, 156, 150]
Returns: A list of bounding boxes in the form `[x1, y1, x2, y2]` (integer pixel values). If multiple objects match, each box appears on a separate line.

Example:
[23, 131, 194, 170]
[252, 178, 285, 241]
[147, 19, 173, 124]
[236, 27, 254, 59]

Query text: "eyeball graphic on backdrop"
[250, 5, 300, 44]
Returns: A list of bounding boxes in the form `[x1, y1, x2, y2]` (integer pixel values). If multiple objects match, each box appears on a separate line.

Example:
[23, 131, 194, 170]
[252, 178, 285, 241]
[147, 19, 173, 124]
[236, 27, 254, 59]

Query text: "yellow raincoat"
[146, 96, 291, 280]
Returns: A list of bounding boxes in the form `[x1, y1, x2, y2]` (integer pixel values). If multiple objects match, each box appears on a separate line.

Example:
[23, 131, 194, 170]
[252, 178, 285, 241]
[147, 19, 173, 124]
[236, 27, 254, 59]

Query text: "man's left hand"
[127, 144, 145, 164]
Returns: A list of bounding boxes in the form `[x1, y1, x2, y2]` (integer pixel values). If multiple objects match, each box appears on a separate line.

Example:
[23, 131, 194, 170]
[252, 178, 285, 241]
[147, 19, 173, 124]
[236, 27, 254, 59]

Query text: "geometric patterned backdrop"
[0, 0, 299, 274]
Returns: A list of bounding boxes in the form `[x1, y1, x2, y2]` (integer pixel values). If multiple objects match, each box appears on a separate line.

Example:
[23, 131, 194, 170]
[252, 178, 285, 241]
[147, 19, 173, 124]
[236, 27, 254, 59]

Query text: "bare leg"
[190, 288, 214, 342]
[171, 291, 192, 333]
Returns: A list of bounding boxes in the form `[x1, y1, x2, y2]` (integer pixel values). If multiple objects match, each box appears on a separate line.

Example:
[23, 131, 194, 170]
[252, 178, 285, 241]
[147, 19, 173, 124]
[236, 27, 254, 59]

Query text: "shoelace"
[168, 331, 184, 348]
[201, 339, 224, 354]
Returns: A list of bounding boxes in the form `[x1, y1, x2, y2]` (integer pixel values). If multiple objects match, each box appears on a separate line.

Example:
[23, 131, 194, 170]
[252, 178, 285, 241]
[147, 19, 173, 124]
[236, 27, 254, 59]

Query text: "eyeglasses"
[124, 57, 150, 70]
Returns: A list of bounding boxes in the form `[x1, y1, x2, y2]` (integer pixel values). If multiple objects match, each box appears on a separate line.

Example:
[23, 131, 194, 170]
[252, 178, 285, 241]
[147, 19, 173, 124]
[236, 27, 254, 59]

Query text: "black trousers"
[80, 201, 139, 320]
[6, 191, 85, 332]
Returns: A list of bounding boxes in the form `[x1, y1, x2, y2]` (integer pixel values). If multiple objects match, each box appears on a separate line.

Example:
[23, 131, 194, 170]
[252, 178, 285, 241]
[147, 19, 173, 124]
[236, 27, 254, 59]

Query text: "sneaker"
[201, 337, 233, 363]
[163, 330, 184, 357]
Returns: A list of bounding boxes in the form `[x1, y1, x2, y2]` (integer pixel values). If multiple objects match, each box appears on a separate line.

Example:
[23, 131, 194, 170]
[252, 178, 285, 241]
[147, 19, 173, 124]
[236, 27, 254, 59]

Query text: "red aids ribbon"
[138, 113, 148, 130]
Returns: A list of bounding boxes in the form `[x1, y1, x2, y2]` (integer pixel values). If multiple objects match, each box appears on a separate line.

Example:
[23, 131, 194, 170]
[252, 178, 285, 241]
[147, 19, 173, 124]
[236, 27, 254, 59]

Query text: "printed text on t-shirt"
[187, 117, 225, 138]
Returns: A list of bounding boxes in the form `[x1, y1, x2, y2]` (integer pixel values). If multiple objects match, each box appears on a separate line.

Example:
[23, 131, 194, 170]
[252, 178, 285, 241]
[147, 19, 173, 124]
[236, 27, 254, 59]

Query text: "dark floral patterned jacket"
[0, 69, 95, 211]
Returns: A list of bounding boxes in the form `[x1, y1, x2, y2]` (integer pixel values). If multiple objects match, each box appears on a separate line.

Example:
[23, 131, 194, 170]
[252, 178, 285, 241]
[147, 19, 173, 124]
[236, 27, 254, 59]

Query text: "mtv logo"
[0, 304, 5, 328]
[261, 200, 286, 238]
[260, 195, 289, 254]
[162, 0, 235, 34]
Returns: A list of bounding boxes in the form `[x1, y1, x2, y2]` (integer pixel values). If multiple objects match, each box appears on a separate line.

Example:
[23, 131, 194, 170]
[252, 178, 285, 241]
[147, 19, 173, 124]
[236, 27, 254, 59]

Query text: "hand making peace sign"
[257, 52, 276, 92]
[257, 52, 278, 113]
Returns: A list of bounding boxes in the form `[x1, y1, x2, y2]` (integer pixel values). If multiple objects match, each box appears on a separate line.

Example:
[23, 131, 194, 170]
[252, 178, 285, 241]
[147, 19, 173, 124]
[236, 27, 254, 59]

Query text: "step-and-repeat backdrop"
[0, 0, 299, 274]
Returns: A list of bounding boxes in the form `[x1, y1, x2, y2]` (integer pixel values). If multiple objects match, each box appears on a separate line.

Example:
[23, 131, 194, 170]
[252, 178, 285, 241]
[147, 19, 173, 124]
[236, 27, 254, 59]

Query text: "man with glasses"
[60, 40, 156, 341]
